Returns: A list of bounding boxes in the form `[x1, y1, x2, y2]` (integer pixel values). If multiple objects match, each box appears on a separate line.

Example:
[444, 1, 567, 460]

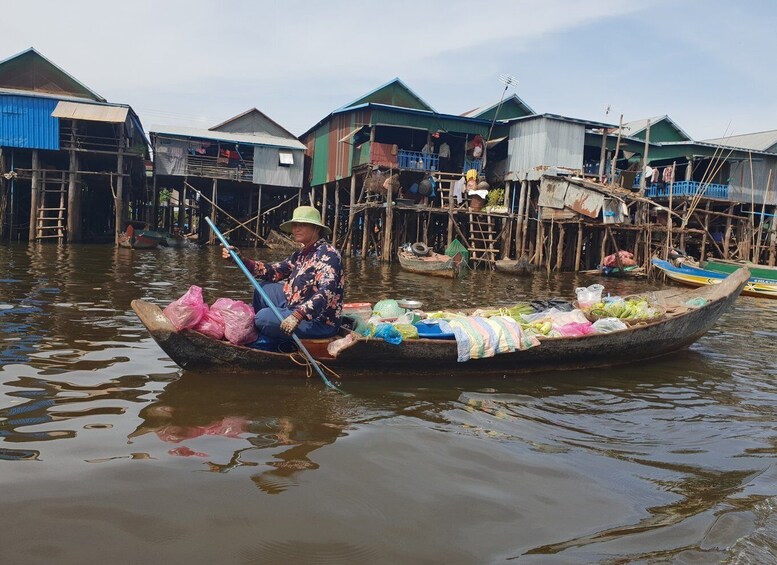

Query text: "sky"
[3, 0, 776, 140]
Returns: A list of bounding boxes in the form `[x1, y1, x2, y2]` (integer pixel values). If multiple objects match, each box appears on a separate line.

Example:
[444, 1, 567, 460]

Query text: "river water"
[1, 243, 777, 564]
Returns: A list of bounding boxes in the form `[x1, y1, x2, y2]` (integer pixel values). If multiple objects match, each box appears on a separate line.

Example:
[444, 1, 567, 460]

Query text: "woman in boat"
[222, 206, 344, 339]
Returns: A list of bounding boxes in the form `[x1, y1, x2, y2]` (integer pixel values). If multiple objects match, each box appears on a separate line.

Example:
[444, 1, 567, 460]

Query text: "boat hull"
[132, 266, 749, 375]
[652, 258, 777, 298]
[398, 250, 459, 278]
[703, 259, 777, 281]
[494, 259, 534, 276]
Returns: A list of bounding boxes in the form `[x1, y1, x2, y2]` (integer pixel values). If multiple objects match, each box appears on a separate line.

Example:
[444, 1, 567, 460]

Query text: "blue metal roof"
[0, 94, 59, 150]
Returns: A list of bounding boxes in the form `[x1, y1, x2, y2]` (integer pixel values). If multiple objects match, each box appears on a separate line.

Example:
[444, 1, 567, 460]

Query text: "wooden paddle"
[204, 217, 342, 392]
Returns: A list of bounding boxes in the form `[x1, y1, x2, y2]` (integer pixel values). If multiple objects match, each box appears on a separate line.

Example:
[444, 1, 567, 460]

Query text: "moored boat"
[131, 266, 749, 375]
[397, 249, 463, 278]
[703, 258, 777, 281]
[652, 258, 777, 298]
[495, 257, 535, 276]
[118, 226, 163, 249]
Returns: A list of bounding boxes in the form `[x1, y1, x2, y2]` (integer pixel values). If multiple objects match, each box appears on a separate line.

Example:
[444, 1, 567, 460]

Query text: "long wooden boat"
[131, 266, 749, 375]
[703, 258, 777, 281]
[652, 258, 777, 298]
[495, 258, 535, 276]
[397, 249, 462, 278]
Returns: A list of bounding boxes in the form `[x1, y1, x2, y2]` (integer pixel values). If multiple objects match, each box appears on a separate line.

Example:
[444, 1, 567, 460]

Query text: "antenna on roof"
[484, 74, 519, 168]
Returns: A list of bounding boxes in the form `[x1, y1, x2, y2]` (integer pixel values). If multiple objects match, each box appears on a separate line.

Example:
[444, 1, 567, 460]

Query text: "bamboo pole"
[640, 120, 650, 194]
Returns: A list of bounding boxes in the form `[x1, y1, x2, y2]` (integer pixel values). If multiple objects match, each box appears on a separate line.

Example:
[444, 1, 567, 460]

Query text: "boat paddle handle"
[204, 217, 341, 392]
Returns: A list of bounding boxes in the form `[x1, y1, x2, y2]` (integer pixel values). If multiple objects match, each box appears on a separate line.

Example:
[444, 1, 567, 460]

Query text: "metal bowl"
[397, 299, 423, 310]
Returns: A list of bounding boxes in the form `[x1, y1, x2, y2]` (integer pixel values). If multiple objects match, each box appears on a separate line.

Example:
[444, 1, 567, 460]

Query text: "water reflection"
[129, 373, 354, 494]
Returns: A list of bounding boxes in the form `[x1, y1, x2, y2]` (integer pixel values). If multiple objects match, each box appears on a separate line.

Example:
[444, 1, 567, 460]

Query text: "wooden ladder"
[468, 211, 497, 269]
[35, 171, 67, 242]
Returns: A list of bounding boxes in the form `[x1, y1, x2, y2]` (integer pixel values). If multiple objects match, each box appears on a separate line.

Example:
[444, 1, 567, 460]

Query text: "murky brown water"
[2, 243, 777, 563]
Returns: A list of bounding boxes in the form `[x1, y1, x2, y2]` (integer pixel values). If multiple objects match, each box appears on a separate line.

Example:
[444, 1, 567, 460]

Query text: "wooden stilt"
[769, 205, 777, 266]
[67, 149, 80, 243]
[254, 185, 262, 248]
[700, 201, 711, 260]
[29, 150, 39, 241]
[515, 178, 528, 257]
[555, 223, 565, 271]
[382, 196, 394, 262]
[575, 221, 583, 271]
[209, 178, 218, 244]
[333, 181, 340, 245]
[115, 149, 124, 244]
[346, 174, 356, 255]
[361, 210, 370, 258]
[321, 183, 328, 224]
[723, 205, 733, 259]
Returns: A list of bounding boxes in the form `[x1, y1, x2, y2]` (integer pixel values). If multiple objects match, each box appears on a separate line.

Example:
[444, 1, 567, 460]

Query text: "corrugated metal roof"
[621, 115, 692, 141]
[702, 130, 777, 153]
[460, 94, 535, 118]
[502, 113, 615, 130]
[0, 94, 59, 149]
[52, 101, 128, 123]
[150, 124, 305, 150]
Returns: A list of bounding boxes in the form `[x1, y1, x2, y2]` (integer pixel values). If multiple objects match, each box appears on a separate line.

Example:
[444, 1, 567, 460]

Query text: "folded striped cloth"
[440, 316, 540, 362]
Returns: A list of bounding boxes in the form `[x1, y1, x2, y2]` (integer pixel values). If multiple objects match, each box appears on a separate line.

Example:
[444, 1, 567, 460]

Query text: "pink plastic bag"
[193, 306, 225, 340]
[556, 322, 595, 337]
[211, 298, 258, 345]
[163, 285, 208, 330]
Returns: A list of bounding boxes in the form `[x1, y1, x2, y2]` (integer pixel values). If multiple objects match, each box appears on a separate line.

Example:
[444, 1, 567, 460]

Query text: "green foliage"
[487, 188, 505, 207]
[159, 188, 172, 204]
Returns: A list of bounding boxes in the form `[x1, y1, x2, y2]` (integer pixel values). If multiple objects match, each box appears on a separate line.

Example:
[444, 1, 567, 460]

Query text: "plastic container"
[342, 302, 373, 322]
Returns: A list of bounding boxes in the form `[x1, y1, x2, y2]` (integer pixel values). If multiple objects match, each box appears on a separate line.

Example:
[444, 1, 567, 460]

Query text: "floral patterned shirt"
[244, 238, 344, 327]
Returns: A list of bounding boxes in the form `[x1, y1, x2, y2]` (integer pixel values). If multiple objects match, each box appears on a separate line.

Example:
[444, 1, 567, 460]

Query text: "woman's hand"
[221, 245, 239, 260]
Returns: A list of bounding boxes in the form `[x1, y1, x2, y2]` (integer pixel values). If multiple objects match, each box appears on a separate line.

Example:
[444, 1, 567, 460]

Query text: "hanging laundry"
[662, 166, 674, 183]
[651, 167, 660, 183]
[453, 177, 466, 205]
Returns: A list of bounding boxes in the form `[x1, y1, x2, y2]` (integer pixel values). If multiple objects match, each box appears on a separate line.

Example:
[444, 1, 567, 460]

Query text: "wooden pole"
[29, 150, 39, 241]
[515, 178, 528, 257]
[640, 120, 651, 194]
[610, 114, 624, 189]
[723, 205, 733, 259]
[67, 149, 80, 243]
[254, 185, 262, 248]
[534, 219, 544, 267]
[768, 205, 777, 266]
[700, 201, 711, 260]
[598, 128, 608, 182]
[361, 209, 370, 258]
[209, 178, 217, 244]
[755, 169, 773, 263]
[114, 149, 124, 245]
[346, 174, 356, 255]
[447, 177, 455, 245]
[555, 223, 565, 271]
[575, 220, 583, 271]
[382, 195, 394, 262]
[333, 181, 340, 246]
[321, 182, 328, 225]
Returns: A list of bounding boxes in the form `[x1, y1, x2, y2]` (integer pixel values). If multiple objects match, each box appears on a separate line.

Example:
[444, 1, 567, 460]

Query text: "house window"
[279, 151, 294, 166]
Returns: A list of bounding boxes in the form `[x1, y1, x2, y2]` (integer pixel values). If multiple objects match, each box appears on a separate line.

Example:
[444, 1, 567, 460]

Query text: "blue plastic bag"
[373, 323, 403, 345]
